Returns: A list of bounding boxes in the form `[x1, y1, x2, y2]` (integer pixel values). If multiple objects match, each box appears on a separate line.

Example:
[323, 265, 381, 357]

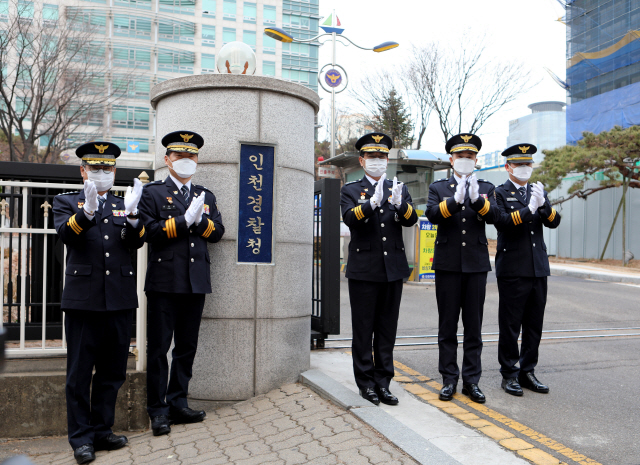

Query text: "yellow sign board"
[418, 218, 437, 280]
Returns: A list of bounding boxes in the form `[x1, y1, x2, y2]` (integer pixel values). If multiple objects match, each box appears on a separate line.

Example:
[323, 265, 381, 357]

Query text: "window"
[243, 2, 255, 22]
[159, 20, 195, 43]
[113, 76, 151, 99]
[115, 0, 152, 10]
[201, 53, 215, 73]
[112, 106, 150, 130]
[223, 0, 235, 19]
[263, 35, 275, 54]
[202, 25, 215, 46]
[243, 30, 255, 49]
[159, 0, 195, 15]
[263, 5, 275, 24]
[113, 47, 151, 69]
[43, 4, 58, 22]
[223, 27, 235, 44]
[114, 16, 152, 39]
[282, 68, 315, 85]
[18, 1, 33, 19]
[158, 49, 195, 74]
[0, 0, 9, 20]
[262, 61, 275, 76]
[202, 0, 215, 16]
[282, 13, 309, 29]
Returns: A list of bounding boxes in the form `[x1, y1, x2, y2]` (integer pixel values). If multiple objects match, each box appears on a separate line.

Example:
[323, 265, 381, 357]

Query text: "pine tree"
[370, 88, 414, 149]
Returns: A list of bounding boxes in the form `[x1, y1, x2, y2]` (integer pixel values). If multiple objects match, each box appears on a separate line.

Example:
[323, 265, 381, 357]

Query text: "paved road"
[332, 272, 640, 465]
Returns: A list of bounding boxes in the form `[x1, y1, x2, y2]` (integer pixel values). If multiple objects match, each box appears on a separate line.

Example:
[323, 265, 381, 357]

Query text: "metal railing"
[0, 179, 148, 371]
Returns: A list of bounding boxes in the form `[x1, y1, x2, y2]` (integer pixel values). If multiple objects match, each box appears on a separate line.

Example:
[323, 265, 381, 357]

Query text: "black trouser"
[65, 309, 133, 450]
[348, 279, 403, 391]
[497, 276, 547, 379]
[146, 291, 205, 418]
[435, 270, 487, 385]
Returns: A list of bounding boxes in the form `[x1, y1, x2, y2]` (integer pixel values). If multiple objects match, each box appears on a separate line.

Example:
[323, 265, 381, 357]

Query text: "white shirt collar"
[169, 174, 192, 192]
[365, 174, 380, 186]
[512, 179, 528, 190]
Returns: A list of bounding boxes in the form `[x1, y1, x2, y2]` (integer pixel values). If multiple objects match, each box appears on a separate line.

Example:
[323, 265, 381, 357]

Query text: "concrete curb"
[300, 370, 462, 465]
[489, 256, 640, 284]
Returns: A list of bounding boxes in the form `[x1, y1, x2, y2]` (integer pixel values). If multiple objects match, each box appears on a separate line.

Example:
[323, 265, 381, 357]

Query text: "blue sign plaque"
[237, 144, 275, 264]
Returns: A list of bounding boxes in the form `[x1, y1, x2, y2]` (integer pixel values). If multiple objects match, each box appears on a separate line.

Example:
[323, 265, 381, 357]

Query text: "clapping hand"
[532, 182, 545, 208]
[83, 180, 99, 214]
[370, 173, 387, 207]
[454, 175, 467, 204]
[124, 178, 143, 215]
[185, 193, 205, 227]
[468, 174, 480, 202]
[391, 176, 403, 206]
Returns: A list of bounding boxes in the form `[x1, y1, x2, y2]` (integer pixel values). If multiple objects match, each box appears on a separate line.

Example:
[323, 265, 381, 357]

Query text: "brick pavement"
[23, 384, 418, 465]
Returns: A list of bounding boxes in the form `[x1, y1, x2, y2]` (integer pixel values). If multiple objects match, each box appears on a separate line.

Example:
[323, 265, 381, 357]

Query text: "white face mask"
[363, 158, 387, 178]
[453, 157, 475, 176]
[511, 165, 533, 181]
[86, 170, 114, 192]
[169, 158, 197, 178]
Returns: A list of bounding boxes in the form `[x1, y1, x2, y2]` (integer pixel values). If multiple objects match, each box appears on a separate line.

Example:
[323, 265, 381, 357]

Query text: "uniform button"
[382, 237, 386, 241]
[105, 252, 110, 257]
[462, 230, 466, 234]
[533, 243, 536, 247]
[158, 258, 161, 262]
[74, 270, 77, 275]
[129, 271, 133, 275]
[105, 270, 110, 275]
[191, 258, 195, 262]
[168, 215, 172, 219]
[461, 206, 466, 210]
[191, 243, 195, 247]
[462, 218, 466, 222]
[380, 209, 384, 213]
[462, 242, 466, 246]
[531, 231, 534, 235]
[384, 251, 387, 255]
[103, 219, 108, 223]
[511, 206, 514, 209]
[357, 248, 360, 252]
[503, 249, 507, 252]
[381, 223, 385, 227]
[104, 235, 109, 240]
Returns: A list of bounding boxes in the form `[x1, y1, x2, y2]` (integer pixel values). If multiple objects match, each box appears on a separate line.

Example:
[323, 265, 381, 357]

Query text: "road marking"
[393, 360, 602, 465]
[614, 282, 640, 288]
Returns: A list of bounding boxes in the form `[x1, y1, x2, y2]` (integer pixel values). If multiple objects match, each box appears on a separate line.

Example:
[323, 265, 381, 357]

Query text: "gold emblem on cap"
[518, 146, 530, 153]
[372, 135, 384, 143]
[460, 135, 472, 143]
[180, 134, 194, 143]
[94, 144, 109, 154]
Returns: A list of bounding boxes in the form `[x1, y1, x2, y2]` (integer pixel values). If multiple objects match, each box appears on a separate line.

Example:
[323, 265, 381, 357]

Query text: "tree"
[0, 0, 129, 163]
[369, 89, 414, 149]
[405, 40, 536, 144]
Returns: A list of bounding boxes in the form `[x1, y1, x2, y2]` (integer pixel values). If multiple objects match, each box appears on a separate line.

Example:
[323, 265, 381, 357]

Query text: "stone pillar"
[150, 75, 320, 407]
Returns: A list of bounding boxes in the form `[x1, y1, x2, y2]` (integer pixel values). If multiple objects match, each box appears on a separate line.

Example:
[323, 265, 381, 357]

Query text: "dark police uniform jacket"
[494, 180, 561, 278]
[53, 190, 146, 311]
[341, 177, 418, 282]
[426, 176, 498, 273]
[139, 176, 224, 294]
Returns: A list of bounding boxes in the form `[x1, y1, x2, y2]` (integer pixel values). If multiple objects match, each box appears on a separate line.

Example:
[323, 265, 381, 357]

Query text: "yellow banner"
[418, 219, 437, 280]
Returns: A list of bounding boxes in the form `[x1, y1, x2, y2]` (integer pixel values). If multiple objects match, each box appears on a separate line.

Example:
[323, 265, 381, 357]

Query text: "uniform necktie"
[518, 186, 526, 200]
[181, 185, 189, 202]
[98, 197, 105, 212]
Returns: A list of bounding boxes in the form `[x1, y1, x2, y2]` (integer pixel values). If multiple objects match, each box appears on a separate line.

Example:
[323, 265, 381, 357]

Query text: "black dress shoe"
[359, 387, 380, 405]
[73, 444, 95, 464]
[439, 383, 456, 401]
[170, 407, 206, 425]
[94, 433, 128, 451]
[462, 383, 486, 403]
[151, 415, 171, 436]
[501, 377, 524, 396]
[518, 372, 549, 393]
[375, 387, 399, 405]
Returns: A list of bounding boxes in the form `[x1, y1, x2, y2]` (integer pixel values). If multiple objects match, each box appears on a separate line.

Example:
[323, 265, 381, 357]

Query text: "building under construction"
[565, 0, 640, 143]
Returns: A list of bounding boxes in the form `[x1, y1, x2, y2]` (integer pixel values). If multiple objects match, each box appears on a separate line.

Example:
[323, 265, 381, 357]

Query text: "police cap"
[355, 132, 392, 155]
[502, 143, 537, 163]
[445, 133, 482, 154]
[162, 130, 205, 155]
[76, 141, 121, 166]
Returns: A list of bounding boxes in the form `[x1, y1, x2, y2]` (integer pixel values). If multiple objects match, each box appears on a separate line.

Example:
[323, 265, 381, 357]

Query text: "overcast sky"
[315, 0, 567, 154]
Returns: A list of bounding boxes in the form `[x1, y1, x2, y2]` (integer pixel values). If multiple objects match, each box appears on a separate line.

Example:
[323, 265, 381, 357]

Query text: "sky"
[315, 0, 568, 154]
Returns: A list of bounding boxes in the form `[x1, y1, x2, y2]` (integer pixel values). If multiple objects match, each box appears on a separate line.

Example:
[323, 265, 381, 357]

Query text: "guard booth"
[318, 149, 451, 281]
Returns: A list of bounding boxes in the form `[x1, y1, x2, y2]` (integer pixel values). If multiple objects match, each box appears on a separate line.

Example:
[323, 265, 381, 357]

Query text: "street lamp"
[265, 11, 398, 159]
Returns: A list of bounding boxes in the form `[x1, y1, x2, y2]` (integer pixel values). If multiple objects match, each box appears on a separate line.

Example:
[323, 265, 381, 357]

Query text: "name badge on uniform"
[204, 204, 210, 215]
[112, 210, 127, 217]
[507, 198, 518, 202]
[443, 197, 450, 200]
[358, 199, 368, 203]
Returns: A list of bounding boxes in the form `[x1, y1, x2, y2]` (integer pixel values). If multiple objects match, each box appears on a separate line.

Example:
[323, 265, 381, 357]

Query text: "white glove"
[391, 176, 403, 206]
[468, 174, 480, 202]
[532, 182, 545, 208]
[454, 175, 467, 204]
[83, 180, 99, 215]
[184, 192, 205, 227]
[527, 190, 541, 213]
[124, 178, 143, 215]
[369, 173, 387, 208]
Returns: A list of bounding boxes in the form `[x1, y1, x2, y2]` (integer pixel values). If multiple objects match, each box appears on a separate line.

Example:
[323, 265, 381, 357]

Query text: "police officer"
[53, 142, 146, 464]
[340, 133, 418, 406]
[426, 133, 498, 404]
[139, 131, 224, 436]
[494, 144, 561, 396]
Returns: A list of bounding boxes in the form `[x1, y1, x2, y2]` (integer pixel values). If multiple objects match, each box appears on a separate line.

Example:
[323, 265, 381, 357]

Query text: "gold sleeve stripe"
[548, 209, 556, 222]
[170, 218, 177, 238]
[165, 218, 177, 239]
[139, 226, 145, 238]
[68, 214, 82, 234]
[203, 219, 215, 238]
[404, 204, 413, 220]
[478, 199, 490, 216]
[351, 205, 364, 220]
[439, 200, 451, 218]
[511, 211, 522, 225]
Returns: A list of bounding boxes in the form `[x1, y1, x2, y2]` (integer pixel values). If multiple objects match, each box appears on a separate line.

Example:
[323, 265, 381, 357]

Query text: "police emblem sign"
[237, 144, 275, 264]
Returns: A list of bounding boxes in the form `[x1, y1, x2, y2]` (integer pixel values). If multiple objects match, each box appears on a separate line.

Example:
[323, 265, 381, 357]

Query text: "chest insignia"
[443, 197, 450, 200]
[166, 197, 173, 204]
[111, 204, 116, 208]
[450, 184, 455, 188]
[162, 204, 178, 211]
[364, 188, 368, 192]
[173, 190, 178, 195]
[480, 194, 488, 199]
[77, 202, 84, 209]
[511, 192, 515, 195]
[204, 204, 210, 215]
[112, 210, 127, 217]
[360, 192, 366, 200]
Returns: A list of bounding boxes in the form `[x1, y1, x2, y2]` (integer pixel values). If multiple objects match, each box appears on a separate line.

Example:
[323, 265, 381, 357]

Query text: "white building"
[507, 101, 566, 164]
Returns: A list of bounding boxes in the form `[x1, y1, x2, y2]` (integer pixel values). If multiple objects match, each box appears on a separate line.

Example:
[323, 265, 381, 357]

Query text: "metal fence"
[312, 178, 341, 348]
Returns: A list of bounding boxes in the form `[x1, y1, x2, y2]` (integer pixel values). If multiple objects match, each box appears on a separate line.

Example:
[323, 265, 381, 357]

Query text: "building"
[0, 0, 319, 168]
[565, 0, 640, 144]
[507, 101, 566, 163]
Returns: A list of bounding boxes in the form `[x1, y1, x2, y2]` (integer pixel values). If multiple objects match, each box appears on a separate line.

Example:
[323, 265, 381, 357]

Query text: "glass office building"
[565, 0, 640, 144]
[0, 0, 319, 167]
